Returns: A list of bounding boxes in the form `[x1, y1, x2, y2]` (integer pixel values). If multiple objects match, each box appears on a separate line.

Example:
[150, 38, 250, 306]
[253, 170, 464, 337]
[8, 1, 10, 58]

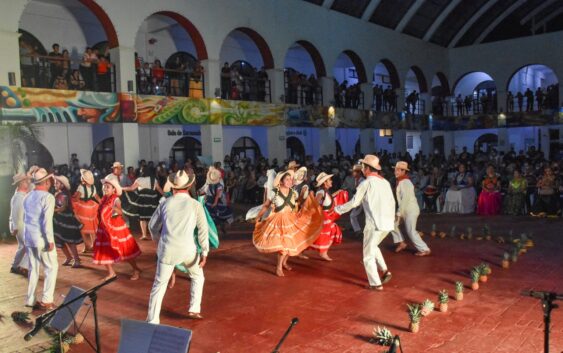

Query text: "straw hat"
[315, 172, 333, 188]
[273, 170, 295, 188]
[359, 154, 382, 171]
[32, 168, 54, 184]
[170, 170, 195, 190]
[111, 161, 124, 169]
[27, 165, 40, 178]
[206, 167, 222, 185]
[162, 174, 175, 193]
[350, 164, 362, 172]
[80, 169, 95, 185]
[12, 173, 29, 186]
[54, 175, 71, 191]
[287, 161, 300, 170]
[102, 177, 122, 196]
[393, 161, 410, 171]
[293, 166, 307, 185]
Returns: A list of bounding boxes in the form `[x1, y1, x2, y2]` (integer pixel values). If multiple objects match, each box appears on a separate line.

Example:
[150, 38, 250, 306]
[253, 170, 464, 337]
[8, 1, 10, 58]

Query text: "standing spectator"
[464, 95, 472, 115]
[80, 47, 98, 91]
[168, 56, 185, 97]
[61, 49, 71, 79]
[96, 55, 112, 92]
[69, 70, 85, 90]
[152, 59, 165, 94]
[506, 91, 514, 112]
[525, 88, 534, 111]
[138, 62, 152, 94]
[221, 62, 231, 99]
[516, 91, 524, 112]
[535, 87, 543, 111]
[48, 43, 63, 87]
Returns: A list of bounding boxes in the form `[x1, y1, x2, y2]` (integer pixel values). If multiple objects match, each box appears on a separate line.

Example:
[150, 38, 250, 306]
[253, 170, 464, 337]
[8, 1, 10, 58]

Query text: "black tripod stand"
[522, 290, 562, 353]
[24, 276, 117, 353]
[272, 318, 299, 353]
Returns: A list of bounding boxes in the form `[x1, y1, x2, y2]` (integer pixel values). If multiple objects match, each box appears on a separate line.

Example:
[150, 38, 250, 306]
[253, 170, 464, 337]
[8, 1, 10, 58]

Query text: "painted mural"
[0, 86, 120, 123]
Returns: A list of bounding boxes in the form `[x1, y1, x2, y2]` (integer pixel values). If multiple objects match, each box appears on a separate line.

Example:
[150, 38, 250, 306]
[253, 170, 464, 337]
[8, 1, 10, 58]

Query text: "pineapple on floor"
[502, 251, 510, 269]
[373, 326, 394, 346]
[407, 304, 422, 333]
[471, 268, 480, 290]
[455, 281, 464, 300]
[421, 299, 435, 316]
[438, 290, 449, 312]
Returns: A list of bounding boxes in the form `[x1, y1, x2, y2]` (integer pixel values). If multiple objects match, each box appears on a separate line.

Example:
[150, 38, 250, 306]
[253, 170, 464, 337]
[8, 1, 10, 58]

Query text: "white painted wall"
[221, 125, 268, 160]
[335, 128, 359, 156]
[284, 44, 316, 75]
[219, 31, 264, 69]
[286, 127, 321, 161]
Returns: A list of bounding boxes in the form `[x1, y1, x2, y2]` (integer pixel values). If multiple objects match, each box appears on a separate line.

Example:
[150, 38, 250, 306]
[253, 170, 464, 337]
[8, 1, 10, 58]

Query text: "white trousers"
[147, 252, 205, 324]
[26, 247, 58, 306]
[12, 231, 29, 270]
[391, 211, 430, 252]
[363, 228, 389, 286]
[350, 206, 363, 232]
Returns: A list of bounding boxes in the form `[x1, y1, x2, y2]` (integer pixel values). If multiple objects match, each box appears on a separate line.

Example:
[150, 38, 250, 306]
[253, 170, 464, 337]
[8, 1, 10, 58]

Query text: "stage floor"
[1, 214, 562, 353]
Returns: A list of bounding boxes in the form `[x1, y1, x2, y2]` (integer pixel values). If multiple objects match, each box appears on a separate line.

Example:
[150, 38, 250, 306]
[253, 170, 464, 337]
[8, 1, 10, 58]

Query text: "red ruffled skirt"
[477, 191, 502, 216]
[310, 190, 349, 252]
[72, 198, 99, 235]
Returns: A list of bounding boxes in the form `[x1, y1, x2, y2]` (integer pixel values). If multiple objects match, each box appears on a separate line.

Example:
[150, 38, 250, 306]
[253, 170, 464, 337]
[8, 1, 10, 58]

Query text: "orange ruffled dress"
[310, 189, 349, 252]
[93, 194, 141, 265]
[72, 184, 99, 235]
[253, 188, 323, 256]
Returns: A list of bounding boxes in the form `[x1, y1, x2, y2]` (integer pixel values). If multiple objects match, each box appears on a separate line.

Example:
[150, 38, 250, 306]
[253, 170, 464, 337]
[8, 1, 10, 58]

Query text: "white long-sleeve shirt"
[395, 178, 420, 216]
[23, 190, 55, 248]
[9, 191, 27, 234]
[335, 175, 396, 231]
[149, 193, 209, 265]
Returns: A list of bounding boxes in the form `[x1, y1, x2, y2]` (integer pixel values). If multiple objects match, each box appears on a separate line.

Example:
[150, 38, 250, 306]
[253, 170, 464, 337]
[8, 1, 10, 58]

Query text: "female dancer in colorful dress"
[134, 167, 163, 240]
[309, 172, 348, 261]
[477, 165, 502, 215]
[202, 167, 233, 234]
[502, 169, 528, 215]
[93, 178, 142, 280]
[253, 170, 323, 277]
[72, 169, 100, 253]
[53, 175, 84, 268]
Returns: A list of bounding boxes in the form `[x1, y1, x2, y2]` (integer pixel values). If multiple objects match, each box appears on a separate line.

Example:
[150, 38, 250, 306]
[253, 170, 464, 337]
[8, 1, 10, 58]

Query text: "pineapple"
[511, 248, 518, 262]
[467, 226, 473, 240]
[438, 231, 447, 239]
[502, 252, 510, 269]
[483, 224, 491, 240]
[438, 290, 449, 312]
[430, 224, 437, 237]
[455, 281, 464, 301]
[11, 311, 31, 325]
[478, 264, 489, 282]
[525, 232, 535, 248]
[518, 242, 527, 255]
[471, 268, 480, 290]
[421, 299, 435, 316]
[373, 326, 394, 346]
[407, 304, 422, 333]
[72, 333, 85, 345]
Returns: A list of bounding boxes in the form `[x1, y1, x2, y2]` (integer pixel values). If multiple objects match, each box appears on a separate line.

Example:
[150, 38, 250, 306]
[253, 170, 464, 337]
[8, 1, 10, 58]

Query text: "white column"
[267, 125, 287, 163]
[392, 130, 407, 154]
[419, 93, 432, 114]
[360, 83, 373, 110]
[359, 129, 375, 154]
[496, 89, 507, 112]
[109, 46, 136, 93]
[320, 76, 334, 107]
[112, 123, 140, 168]
[0, 30, 21, 86]
[539, 127, 550, 159]
[497, 128, 509, 153]
[201, 125, 224, 163]
[201, 59, 221, 98]
[266, 68, 285, 103]
[421, 130, 433, 155]
[319, 127, 336, 157]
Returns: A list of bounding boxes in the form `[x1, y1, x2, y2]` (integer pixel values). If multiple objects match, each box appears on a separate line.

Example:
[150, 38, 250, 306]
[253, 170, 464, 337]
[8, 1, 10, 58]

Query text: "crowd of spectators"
[334, 80, 363, 109]
[220, 62, 269, 102]
[372, 84, 397, 112]
[19, 42, 113, 92]
[506, 85, 559, 112]
[51, 144, 562, 220]
[285, 69, 321, 105]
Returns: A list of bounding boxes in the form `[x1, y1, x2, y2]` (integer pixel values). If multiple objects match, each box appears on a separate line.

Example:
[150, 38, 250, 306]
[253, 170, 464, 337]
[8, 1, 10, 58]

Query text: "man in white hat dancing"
[335, 155, 395, 290]
[23, 168, 58, 310]
[391, 161, 431, 256]
[9, 173, 31, 276]
[147, 170, 209, 323]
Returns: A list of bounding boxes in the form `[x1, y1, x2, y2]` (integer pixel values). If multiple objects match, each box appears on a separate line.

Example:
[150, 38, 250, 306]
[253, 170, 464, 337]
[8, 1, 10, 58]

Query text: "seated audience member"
[477, 165, 502, 215]
[503, 169, 527, 215]
[443, 164, 476, 214]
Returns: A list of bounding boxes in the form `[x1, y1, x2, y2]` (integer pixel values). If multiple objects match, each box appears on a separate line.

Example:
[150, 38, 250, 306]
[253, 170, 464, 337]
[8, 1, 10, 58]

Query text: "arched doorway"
[286, 136, 305, 162]
[283, 40, 326, 105]
[231, 137, 261, 161]
[219, 27, 273, 102]
[169, 136, 202, 166]
[135, 12, 207, 97]
[431, 72, 450, 115]
[91, 137, 115, 169]
[372, 59, 400, 112]
[19, 0, 118, 91]
[333, 50, 367, 109]
[23, 140, 53, 170]
[404, 66, 428, 114]
[18, 29, 47, 87]
[474, 133, 498, 153]
[506, 64, 559, 112]
[453, 72, 497, 115]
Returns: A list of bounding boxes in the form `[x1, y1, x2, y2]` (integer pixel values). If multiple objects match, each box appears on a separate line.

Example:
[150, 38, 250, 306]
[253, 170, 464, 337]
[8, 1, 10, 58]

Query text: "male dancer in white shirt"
[391, 161, 431, 256]
[23, 168, 58, 310]
[9, 173, 31, 275]
[147, 170, 209, 323]
[336, 155, 396, 290]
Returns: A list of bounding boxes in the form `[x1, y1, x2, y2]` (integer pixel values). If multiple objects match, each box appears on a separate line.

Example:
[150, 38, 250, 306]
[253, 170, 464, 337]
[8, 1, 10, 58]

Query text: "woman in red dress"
[93, 178, 142, 280]
[477, 165, 502, 215]
[309, 172, 348, 261]
[72, 169, 100, 253]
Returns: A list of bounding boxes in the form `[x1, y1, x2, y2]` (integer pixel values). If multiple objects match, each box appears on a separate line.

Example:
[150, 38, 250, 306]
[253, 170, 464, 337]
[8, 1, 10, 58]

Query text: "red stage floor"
[1, 214, 562, 353]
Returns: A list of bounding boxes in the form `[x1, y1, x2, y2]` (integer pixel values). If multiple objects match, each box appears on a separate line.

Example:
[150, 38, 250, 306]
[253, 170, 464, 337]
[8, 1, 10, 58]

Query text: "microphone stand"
[24, 276, 117, 353]
[272, 318, 299, 353]
[521, 290, 562, 353]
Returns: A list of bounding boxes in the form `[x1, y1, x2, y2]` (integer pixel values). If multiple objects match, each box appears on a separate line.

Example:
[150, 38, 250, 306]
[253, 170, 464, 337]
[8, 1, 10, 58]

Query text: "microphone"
[387, 335, 400, 353]
[521, 290, 563, 300]
[291, 317, 299, 326]
[24, 316, 44, 341]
